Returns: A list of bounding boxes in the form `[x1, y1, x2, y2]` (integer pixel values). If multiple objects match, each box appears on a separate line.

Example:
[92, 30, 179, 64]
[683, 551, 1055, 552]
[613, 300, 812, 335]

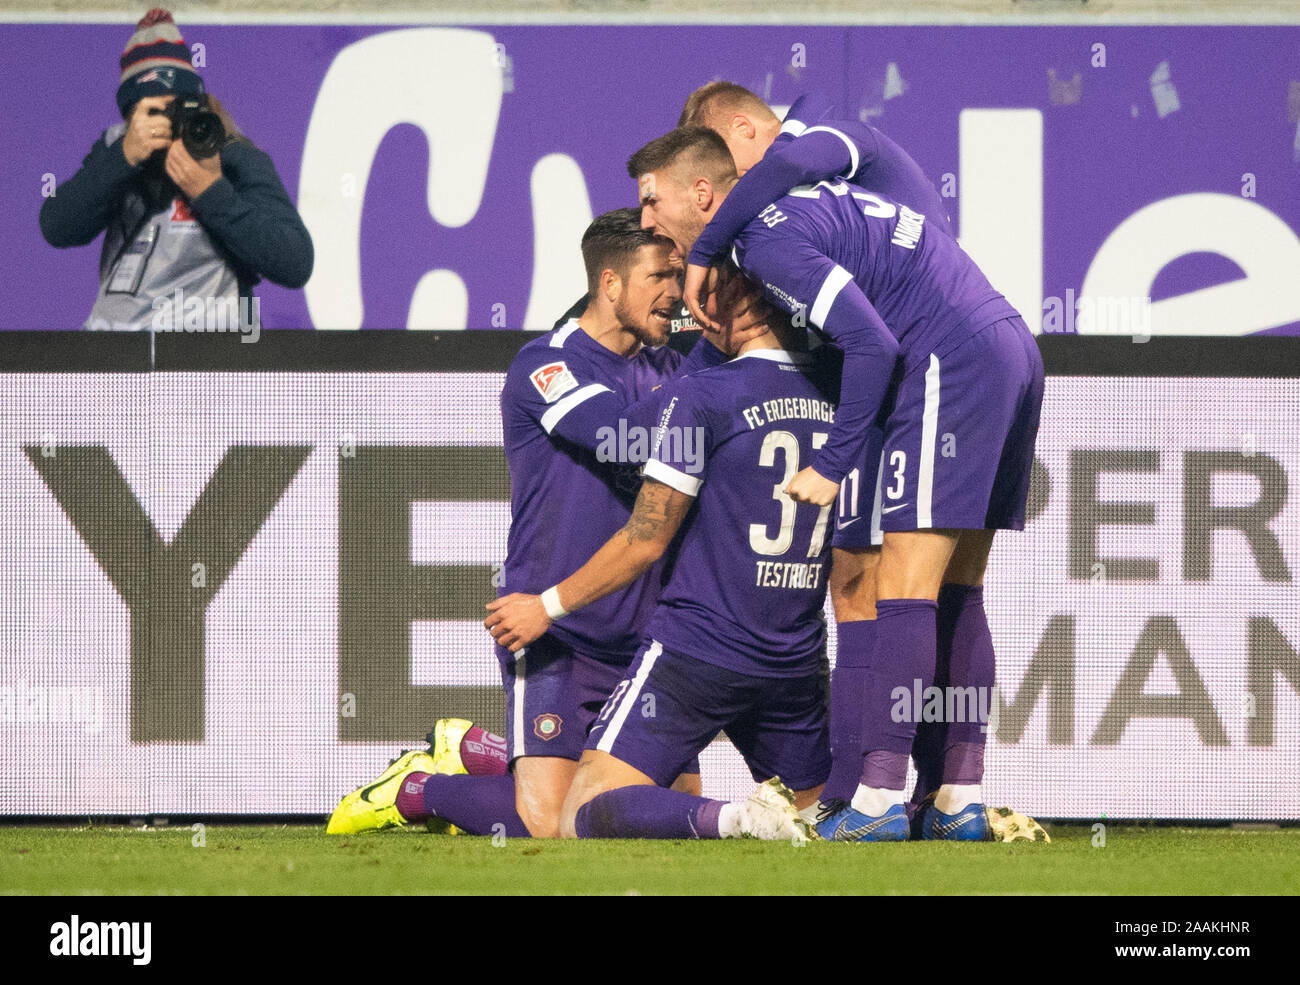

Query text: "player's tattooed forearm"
[624, 479, 687, 545]
[625, 482, 670, 543]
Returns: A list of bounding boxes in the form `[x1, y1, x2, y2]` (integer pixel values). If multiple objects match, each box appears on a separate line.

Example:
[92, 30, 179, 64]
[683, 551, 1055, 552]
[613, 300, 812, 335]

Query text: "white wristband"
[540, 586, 568, 620]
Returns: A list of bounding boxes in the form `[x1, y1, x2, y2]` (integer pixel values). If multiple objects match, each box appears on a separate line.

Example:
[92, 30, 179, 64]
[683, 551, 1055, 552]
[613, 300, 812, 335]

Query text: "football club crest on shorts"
[533, 713, 563, 740]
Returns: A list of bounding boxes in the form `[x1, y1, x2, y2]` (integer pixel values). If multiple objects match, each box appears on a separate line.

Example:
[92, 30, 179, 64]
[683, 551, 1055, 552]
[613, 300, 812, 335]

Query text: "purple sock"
[574, 786, 724, 839]
[909, 727, 944, 808]
[943, 741, 986, 786]
[860, 598, 937, 790]
[937, 584, 995, 785]
[460, 725, 509, 776]
[911, 584, 967, 805]
[420, 774, 530, 837]
[824, 620, 874, 803]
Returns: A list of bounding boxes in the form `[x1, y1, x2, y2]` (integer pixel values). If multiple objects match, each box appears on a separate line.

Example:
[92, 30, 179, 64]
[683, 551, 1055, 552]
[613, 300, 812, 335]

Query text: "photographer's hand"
[121, 96, 176, 166]
[165, 139, 223, 201]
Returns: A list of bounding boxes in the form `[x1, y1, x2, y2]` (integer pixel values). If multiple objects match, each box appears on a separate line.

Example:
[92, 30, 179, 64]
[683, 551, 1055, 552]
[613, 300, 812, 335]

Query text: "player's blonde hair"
[678, 81, 780, 130]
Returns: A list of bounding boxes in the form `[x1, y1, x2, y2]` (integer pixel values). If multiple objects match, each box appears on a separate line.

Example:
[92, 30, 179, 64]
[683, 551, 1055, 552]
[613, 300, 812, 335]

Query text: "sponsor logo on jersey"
[669, 302, 700, 333]
[533, 713, 562, 740]
[171, 198, 196, 222]
[529, 361, 579, 403]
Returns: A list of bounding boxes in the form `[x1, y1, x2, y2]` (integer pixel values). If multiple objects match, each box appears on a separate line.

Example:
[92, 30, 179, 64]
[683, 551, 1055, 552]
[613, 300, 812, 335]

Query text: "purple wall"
[6, 23, 1298, 333]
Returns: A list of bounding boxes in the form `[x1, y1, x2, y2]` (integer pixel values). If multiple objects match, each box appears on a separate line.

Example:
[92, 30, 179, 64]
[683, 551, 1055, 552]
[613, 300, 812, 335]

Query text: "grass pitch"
[2, 822, 1297, 895]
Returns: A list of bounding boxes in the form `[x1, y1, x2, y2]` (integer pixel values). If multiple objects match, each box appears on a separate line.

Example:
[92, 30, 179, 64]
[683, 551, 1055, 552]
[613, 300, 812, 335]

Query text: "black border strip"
[154, 328, 539, 372]
[2, 331, 1299, 376]
[1036, 335, 1300, 377]
[0, 331, 152, 372]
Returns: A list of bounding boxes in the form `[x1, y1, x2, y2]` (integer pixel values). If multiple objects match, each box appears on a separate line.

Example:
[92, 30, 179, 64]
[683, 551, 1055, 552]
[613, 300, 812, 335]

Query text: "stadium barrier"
[0, 332, 1296, 820]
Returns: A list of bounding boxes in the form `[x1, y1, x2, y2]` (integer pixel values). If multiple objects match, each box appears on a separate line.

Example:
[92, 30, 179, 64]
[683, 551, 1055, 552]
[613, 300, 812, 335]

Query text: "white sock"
[718, 802, 744, 838]
[935, 783, 982, 814]
[799, 803, 823, 826]
[850, 785, 905, 817]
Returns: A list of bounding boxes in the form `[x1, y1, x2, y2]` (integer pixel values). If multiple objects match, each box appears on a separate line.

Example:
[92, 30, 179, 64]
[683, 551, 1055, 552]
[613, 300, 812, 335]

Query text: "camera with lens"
[157, 94, 226, 159]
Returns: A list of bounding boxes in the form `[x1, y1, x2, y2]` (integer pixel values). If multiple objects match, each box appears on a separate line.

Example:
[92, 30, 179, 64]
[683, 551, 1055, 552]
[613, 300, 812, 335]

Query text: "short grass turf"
[2, 823, 1297, 895]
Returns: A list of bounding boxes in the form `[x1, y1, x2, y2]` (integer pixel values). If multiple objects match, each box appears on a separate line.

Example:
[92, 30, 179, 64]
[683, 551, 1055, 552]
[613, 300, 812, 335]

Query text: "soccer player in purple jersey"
[327, 209, 742, 839]
[679, 82, 960, 814]
[629, 127, 1044, 842]
[486, 303, 834, 842]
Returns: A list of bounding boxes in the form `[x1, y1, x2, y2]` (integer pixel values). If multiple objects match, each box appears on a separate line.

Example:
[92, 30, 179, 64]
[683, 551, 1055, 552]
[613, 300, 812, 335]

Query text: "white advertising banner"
[1, 371, 1296, 818]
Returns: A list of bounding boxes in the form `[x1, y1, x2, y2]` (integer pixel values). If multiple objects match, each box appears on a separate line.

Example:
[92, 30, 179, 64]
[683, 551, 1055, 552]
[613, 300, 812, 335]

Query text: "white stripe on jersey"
[779, 117, 808, 138]
[810, 265, 853, 329]
[550, 319, 581, 348]
[917, 353, 941, 529]
[644, 458, 702, 496]
[802, 125, 860, 177]
[870, 442, 886, 546]
[540, 382, 611, 434]
[512, 648, 527, 754]
[596, 641, 662, 754]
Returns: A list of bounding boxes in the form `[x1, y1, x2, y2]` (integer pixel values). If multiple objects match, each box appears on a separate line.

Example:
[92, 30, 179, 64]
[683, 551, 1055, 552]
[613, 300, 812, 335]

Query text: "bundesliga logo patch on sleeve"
[530, 361, 580, 403]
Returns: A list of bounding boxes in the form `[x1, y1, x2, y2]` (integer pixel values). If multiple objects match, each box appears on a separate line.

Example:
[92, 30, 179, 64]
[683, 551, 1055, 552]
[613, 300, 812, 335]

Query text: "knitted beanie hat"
[115, 8, 204, 115]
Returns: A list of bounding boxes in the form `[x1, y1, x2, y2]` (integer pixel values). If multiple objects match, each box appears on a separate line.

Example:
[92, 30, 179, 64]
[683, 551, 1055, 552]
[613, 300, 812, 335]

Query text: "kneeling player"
[487, 307, 835, 840]
[326, 210, 757, 839]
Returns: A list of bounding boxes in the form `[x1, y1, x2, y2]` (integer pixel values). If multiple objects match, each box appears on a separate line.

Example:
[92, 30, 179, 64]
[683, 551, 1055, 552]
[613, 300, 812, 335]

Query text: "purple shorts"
[585, 640, 831, 792]
[497, 635, 701, 773]
[875, 316, 1044, 532]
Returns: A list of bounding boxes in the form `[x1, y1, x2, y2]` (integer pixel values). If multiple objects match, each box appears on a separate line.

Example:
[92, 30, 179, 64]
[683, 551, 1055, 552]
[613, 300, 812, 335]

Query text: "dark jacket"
[39, 130, 314, 291]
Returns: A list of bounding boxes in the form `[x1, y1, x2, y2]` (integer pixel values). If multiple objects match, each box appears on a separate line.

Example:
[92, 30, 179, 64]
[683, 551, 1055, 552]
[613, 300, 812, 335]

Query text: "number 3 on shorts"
[886, 450, 907, 500]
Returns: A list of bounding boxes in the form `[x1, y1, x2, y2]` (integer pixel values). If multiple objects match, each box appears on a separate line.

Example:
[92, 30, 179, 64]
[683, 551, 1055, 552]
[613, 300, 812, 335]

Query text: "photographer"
[39, 8, 313, 331]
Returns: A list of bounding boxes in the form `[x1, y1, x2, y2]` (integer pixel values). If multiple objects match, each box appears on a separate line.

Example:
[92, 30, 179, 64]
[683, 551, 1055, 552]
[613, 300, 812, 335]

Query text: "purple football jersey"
[501, 319, 722, 662]
[776, 92, 954, 236]
[641, 349, 840, 677]
[689, 90, 953, 268]
[731, 180, 1020, 484]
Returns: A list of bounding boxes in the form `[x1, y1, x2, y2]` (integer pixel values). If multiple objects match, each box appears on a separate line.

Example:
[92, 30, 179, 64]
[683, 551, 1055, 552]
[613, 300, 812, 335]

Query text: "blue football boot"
[914, 793, 993, 841]
[815, 799, 910, 842]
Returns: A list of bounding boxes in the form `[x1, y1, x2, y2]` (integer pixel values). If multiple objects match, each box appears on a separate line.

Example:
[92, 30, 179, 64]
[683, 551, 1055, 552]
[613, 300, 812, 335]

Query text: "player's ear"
[729, 113, 756, 141]
[600, 267, 622, 304]
[693, 177, 714, 211]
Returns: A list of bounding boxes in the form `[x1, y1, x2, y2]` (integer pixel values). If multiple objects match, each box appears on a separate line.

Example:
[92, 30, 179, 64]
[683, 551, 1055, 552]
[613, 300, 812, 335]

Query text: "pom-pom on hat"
[115, 8, 204, 115]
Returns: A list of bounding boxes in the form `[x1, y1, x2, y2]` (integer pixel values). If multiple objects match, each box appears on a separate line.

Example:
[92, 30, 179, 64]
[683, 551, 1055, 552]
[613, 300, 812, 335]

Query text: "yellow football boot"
[326, 749, 438, 835]
[425, 718, 475, 775]
[420, 719, 477, 834]
[986, 805, 1052, 842]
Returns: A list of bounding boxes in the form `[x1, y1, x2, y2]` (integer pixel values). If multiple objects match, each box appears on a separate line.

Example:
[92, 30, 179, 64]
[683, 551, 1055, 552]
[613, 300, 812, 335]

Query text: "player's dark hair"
[626, 126, 738, 187]
[678, 81, 779, 129]
[580, 208, 665, 296]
